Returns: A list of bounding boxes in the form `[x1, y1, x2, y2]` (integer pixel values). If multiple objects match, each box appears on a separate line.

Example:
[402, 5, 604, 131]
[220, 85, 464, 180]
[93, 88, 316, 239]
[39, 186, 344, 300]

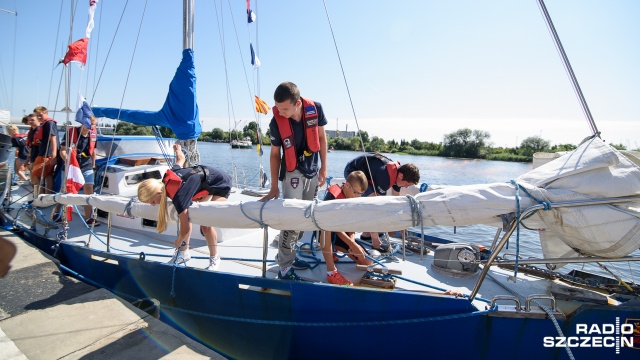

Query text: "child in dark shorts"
[320, 170, 373, 286]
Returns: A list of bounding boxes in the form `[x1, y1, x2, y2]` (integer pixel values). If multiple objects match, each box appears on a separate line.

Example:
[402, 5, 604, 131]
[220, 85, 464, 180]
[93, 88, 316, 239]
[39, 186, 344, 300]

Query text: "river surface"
[198, 142, 640, 282]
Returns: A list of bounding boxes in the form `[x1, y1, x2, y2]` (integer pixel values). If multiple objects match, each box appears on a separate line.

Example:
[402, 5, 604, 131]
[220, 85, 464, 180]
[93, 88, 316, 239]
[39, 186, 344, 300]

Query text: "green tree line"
[114, 121, 635, 163]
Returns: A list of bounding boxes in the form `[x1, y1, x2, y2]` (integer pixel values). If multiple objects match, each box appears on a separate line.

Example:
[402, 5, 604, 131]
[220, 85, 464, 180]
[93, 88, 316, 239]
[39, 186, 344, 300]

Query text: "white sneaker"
[168, 249, 191, 265]
[205, 255, 220, 271]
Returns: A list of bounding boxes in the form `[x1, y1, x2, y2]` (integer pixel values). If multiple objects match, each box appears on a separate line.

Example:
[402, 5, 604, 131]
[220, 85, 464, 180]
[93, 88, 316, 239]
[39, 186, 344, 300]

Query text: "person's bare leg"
[322, 231, 337, 272]
[83, 184, 94, 218]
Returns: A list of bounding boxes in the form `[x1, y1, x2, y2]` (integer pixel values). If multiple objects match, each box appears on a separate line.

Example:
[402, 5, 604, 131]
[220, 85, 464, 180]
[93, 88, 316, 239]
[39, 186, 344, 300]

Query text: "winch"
[431, 243, 481, 278]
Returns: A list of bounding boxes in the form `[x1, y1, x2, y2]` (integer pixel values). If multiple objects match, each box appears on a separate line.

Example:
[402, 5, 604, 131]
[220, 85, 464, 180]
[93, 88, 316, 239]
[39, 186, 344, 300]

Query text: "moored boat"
[1, 1, 639, 359]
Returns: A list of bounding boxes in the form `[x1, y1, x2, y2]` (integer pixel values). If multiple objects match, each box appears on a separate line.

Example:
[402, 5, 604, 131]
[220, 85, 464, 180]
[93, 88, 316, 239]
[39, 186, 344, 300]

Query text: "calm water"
[197, 142, 640, 282]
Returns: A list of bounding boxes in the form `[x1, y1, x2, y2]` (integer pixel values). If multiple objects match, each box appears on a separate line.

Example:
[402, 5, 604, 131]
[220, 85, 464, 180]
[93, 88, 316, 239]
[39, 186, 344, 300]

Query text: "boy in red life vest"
[321, 170, 373, 286]
[60, 116, 99, 225]
[32, 106, 58, 195]
[344, 153, 420, 251]
[7, 124, 30, 182]
[259, 81, 328, 281]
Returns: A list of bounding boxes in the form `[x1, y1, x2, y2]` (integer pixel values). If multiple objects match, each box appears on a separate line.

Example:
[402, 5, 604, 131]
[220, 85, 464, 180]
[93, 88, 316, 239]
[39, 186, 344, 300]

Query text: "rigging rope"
[536, 0, 599, 138]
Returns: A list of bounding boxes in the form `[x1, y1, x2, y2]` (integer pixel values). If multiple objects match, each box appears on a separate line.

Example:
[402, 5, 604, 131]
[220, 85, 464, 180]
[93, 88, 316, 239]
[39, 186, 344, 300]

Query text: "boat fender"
[431, 243, 481, 278]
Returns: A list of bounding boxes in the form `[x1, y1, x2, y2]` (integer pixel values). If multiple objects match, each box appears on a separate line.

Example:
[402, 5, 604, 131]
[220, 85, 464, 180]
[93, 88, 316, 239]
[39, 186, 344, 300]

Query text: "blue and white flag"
[75, 95, 94, 128]
[250, 43, 261, 68]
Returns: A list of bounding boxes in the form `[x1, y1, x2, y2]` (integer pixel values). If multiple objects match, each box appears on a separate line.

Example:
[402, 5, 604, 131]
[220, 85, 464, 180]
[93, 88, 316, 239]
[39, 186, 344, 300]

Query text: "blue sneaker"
[278, 268, 304, 281]
[292, 258, 310, 270]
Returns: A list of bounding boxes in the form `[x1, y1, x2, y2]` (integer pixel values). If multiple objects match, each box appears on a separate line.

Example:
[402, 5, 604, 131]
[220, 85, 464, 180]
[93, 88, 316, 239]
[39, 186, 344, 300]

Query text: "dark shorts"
[210, 189, 231, 199]
[331, 232, 349, 251]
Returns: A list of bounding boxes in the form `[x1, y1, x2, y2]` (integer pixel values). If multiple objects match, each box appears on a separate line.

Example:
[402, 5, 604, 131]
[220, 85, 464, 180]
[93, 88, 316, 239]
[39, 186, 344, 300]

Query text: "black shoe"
[86, 218, 101, 226]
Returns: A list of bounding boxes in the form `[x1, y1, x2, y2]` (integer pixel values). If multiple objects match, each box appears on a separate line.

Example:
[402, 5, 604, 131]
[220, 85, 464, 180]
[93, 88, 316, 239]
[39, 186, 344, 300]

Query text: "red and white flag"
[63, 1, 99, 67]
[66, 149, 85, 194]
[86, 1, 99, 38]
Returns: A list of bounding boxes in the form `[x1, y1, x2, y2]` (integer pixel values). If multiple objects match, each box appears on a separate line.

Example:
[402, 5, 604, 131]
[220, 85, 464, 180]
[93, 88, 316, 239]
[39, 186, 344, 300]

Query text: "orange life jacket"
[67, 126, 97, 156]
[162, 166, 211, 200]
[26, 128, 37, 147]
[326, 184, 345, 200]
[273, 97, 320, 172]
[33, 118, 57, 145]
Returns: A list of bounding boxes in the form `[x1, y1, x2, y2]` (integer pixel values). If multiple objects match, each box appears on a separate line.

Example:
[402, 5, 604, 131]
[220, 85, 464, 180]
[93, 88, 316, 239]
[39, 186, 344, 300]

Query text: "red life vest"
[162, 167, 210, 201]
[26, 128, 37, 147]
[273, 97, 321, 172]
[13, 133, 27, 157]
[326, 184, 346, 200]
[67, 126, 97, 155]
[33, 118, 57, 145]
[373, 153, 400, 187]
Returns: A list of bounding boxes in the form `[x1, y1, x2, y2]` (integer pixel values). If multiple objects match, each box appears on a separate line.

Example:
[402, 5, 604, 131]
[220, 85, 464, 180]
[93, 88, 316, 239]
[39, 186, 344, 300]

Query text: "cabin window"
[142, 218, 158, 228]
[125, 170, 162, 186]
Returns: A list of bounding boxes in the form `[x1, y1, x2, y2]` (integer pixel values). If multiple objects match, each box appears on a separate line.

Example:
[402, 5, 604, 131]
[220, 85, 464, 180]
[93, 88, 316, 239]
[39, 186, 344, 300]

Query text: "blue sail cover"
[93, 49, 201, 140]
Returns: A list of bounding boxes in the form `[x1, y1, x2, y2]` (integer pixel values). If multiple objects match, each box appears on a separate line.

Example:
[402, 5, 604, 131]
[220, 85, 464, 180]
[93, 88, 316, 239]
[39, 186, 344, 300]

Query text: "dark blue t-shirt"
[169, 165, 232, 214]
[268, 101, 327, 180]
[344, 154, 400, 196]
[37, 120, 58, 157]
[61, 128, 93, 171]
[11, 137, 29, 160]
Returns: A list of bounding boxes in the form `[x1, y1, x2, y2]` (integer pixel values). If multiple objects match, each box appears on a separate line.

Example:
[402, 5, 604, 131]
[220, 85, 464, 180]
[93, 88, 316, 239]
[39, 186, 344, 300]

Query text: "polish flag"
[66, 149, 85, 194]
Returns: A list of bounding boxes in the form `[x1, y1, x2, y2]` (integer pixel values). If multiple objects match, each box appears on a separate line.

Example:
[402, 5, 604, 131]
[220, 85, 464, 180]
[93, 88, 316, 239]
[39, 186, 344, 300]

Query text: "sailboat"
[2, 1, 640, 359]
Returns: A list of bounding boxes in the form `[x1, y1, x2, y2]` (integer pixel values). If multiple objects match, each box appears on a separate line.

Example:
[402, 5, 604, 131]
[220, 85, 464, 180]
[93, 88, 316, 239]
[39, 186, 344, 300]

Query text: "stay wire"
[536, 0, 599, 137]
[89, 0, 130, 104]
[321, 1, 379, 194]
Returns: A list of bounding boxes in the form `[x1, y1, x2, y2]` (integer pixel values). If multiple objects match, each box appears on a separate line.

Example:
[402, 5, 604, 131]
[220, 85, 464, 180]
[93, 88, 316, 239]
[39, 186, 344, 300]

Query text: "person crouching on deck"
[137, 144, 232, 271]
[320, 170, 373, 286]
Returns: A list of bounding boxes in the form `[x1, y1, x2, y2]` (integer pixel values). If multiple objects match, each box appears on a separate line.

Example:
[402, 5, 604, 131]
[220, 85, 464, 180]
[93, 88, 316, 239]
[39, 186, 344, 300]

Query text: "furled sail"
[38, 137, 640, 260]
[92, 49, 201, 140]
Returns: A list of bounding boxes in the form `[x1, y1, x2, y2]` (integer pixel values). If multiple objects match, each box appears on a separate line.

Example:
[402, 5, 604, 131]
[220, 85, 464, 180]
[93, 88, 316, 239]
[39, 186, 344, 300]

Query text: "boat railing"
[468, 195, 640, 302]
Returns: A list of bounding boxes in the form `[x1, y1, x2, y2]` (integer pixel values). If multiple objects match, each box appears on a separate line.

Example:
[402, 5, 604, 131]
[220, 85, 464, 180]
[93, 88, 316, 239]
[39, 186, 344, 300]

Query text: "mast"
[178, 0, 200, 166]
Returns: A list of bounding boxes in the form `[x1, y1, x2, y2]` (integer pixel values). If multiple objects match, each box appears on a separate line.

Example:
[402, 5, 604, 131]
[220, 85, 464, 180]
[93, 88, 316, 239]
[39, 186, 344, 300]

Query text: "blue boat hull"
[5, 223, 639, 359]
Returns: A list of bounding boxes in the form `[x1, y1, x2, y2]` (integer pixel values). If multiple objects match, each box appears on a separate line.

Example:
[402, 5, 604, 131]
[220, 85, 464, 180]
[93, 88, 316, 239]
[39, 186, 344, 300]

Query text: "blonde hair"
[346, 170, 368, 192]
[33, 106, 48, 114]
[7, 125, 19, 134]
[137, 178, 169, 233]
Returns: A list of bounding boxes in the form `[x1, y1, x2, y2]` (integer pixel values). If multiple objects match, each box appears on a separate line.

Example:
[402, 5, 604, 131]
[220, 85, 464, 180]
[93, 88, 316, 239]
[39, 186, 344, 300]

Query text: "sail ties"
[240, 200, 270, 228]
[304, 199, 326, 232]
[405, 194, 427, 262]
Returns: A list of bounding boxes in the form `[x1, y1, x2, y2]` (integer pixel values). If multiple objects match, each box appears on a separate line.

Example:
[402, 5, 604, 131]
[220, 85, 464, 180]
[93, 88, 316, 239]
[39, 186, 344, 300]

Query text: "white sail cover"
[38, 137, 640, 259]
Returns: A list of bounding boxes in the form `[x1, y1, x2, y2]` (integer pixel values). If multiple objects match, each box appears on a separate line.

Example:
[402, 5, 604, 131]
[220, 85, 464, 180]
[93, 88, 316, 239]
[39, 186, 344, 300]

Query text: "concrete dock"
[0, 230, 226, 359]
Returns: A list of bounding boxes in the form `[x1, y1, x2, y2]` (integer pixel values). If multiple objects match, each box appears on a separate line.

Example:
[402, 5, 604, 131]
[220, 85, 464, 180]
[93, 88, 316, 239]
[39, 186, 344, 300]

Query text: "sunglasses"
[347, 182, 364, 195]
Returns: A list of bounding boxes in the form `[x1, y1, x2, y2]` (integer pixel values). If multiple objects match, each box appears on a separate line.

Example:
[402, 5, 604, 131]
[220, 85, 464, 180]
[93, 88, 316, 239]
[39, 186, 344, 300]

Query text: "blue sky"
[1, 0, 638, 148]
